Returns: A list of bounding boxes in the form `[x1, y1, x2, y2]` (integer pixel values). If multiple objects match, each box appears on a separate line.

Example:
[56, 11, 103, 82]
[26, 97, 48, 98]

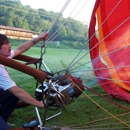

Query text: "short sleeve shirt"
[0, 50, 16, 90]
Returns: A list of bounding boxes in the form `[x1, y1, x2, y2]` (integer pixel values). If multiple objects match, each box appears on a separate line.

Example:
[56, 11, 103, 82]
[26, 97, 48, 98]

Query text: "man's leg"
[0, 116, 9, 130]
[0, 89, 19, 122]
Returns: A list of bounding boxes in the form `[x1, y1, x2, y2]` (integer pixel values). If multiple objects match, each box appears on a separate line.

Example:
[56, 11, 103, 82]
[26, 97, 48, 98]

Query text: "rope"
[46, 0, 82, 43]
[72, 120, 130, 129]
[47, 0, 71, 33]
[66, 73, 130, 127]
[65, 112, 130, 128]
[68, 16, 130, 70]
[66, 0, 122, 69]
[67, 74, 130, 111]
[67, 0, 122, 69]
[70, 42, 130, 72]
[46, 0, 90, 46]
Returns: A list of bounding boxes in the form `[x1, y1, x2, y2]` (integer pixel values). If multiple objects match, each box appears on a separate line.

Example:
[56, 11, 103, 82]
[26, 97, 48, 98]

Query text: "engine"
[35, 74, 84, 109]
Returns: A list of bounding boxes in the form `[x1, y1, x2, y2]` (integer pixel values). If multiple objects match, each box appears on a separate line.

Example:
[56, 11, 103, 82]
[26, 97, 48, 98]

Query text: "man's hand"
[38, 32, 49, 41]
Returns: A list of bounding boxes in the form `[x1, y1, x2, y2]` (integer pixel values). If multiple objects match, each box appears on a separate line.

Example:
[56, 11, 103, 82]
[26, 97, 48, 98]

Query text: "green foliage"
[0, 0, 89, 49]
[9, 38, 26, 46]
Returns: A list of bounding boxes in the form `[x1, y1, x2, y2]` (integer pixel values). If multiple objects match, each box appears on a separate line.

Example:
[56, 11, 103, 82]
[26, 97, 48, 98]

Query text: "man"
[0, 32, 48, 129]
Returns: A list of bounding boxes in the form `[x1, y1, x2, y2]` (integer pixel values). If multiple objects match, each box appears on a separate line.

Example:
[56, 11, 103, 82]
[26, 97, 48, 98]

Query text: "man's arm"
[8, 86, 44, 108]
[13, 32, 48, 57]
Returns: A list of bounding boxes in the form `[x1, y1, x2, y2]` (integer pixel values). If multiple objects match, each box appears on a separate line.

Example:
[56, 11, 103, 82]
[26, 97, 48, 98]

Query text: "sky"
[20, 0, 96, 24]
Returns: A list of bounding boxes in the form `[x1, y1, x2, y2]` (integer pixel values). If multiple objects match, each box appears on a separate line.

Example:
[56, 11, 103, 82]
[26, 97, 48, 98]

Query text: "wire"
[66, 0, 122, 70]
[47, 0, 72, 33]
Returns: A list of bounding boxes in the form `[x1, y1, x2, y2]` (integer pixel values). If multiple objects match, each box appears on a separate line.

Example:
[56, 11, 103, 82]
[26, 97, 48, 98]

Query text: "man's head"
[0, 34, 11, 57]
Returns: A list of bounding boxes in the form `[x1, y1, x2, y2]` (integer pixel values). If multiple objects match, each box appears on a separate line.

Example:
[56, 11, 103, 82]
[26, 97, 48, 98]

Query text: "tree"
[0, 0, 89, 49]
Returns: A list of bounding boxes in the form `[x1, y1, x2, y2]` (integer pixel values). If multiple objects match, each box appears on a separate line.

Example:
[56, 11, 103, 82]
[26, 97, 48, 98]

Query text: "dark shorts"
[0, 116, 9, 130]
[0, 89, 19, 127]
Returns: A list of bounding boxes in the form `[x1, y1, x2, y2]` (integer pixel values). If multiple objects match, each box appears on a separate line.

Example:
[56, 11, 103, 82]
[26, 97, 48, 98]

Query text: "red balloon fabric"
[89, 0, 130, 102]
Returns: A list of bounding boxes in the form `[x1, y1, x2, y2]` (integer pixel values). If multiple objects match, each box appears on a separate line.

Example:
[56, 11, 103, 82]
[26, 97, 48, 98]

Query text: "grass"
[7, 47, 130, 129]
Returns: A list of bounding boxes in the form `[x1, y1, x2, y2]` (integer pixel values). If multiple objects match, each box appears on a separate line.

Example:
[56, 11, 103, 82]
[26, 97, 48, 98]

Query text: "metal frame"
[34, 45, 63, 129]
